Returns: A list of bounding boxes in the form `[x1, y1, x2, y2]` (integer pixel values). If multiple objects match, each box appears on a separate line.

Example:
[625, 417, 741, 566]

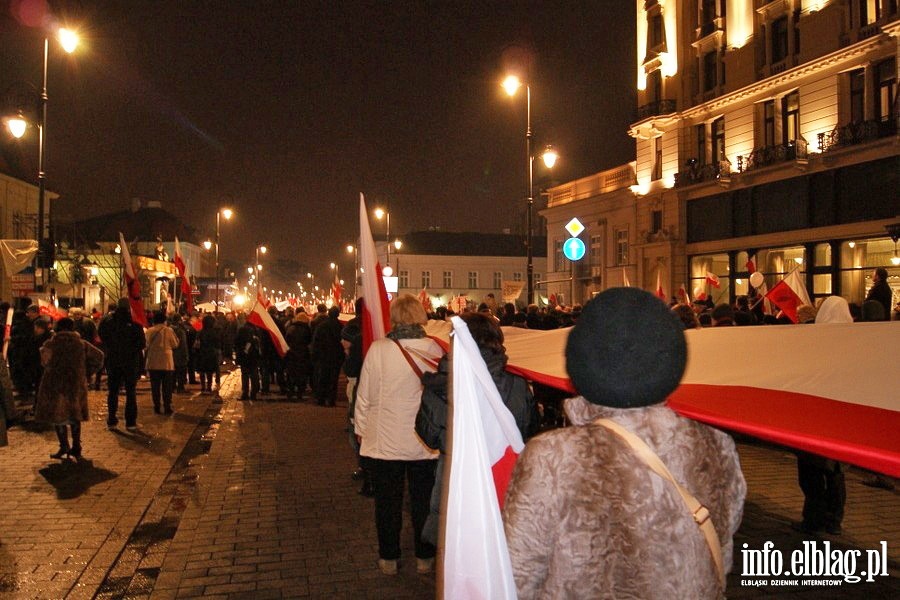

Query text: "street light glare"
[247, 267, 254, 274]
[502, 75, 522, 97]
[58, 28, 79, 53]
[374, 208, 385, 220]
[330, 262, 336, 269]
[542, 145, 559, 169]
[256, 264, 263, 271]
[6, 117, 27, 139]
[259, 245, 267, 254]
[203, 240, 212, 250]
[393, 239, 402, 250]
[346, 245, 354, 253]
[221, 208, 233, 220]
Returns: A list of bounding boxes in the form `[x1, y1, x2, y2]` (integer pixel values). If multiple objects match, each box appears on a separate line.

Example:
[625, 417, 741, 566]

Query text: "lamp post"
[212, 207, 233, 310]
[503, 75, 558, 305]
[374, 208, 391, 269]
[255, 244, 267, 295]
[347, 244, 358, 299]
[6, 28, 79, 290]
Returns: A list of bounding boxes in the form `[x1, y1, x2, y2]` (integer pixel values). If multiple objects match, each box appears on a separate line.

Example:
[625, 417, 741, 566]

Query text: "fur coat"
[34, 331, 104, 424]
[503, 396, 746, 600]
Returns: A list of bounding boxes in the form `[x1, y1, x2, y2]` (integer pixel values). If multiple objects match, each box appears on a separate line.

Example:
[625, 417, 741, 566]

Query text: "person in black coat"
[283, 312, 312, 400]
[97, 299, 146, 429]
[310, 306, 344, 406]
[415, 312, 539, 545]
[234, 321, 262, 400]
[865, 267, 892, 321]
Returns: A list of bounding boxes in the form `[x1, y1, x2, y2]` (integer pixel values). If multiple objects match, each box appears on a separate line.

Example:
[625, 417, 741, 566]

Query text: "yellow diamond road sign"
[565, 217, 585, 237]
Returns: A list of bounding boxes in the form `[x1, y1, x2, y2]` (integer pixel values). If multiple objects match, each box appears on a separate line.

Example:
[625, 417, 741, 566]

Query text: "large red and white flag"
[173, 237, 193, 315]
[118, 232, 148, 327]
[655, 269, 667, 301]
[765, 268, 811, 323]
[443, 315, 523, 600]
[247, 293, 289, 357]
[359, 193, 391, 356]
[706, 271, 721, 288]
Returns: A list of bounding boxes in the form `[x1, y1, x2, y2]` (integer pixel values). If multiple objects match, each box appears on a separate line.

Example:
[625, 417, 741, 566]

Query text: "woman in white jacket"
[144, 310, 179, 415]
[354, 294, 444, 576]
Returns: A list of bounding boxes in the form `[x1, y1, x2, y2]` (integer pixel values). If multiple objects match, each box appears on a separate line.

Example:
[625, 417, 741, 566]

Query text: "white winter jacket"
[355, 336, 444, 461]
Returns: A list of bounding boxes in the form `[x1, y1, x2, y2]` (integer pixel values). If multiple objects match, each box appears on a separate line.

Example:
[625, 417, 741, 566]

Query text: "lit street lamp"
[374, 207, 401, 270]
[5, 26, 79, 289]
[503, 74, 559, 305]
[212, 207, 233, 310]
[255, 244, 267, 294]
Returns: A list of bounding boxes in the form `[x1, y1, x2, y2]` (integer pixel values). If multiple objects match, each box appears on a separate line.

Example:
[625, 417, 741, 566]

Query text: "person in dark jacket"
[342, 298, 369, 492]
[234, 321, 262, 400]
[98, 298, 146, 430]
[197, 314, 222, 393]
[865, 267, 892, 320]
[415, 311, 538, 545]
[310, 306, 344, 406]
[169, 314, 190, 393]
[283, 311, 312, 400]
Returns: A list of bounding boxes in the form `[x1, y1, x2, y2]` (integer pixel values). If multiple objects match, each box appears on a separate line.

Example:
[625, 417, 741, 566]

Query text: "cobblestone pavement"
[1, 370, 897, 599]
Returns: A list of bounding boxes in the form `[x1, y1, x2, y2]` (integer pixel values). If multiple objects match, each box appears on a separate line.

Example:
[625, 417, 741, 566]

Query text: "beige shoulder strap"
[594, 418, 725, 588]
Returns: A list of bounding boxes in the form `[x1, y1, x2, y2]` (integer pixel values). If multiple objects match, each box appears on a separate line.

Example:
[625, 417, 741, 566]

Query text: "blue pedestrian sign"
[563, 237, 585, 261]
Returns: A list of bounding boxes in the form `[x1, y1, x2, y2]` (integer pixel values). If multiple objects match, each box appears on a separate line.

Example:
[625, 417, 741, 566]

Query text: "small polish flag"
[655, 270, 667, 301]
[118, 232, 148, 327]
[247, 293, 289, 356]
[706, 271, 721, 288]
[765, 268, 811, 323]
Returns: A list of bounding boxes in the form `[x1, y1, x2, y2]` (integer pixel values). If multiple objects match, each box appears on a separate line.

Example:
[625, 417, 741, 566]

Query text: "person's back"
[98, 307, 143, 370]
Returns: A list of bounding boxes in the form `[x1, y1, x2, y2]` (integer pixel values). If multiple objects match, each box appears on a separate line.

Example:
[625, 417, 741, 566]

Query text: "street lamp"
[212, 206, 233, 310]
[347, 244, 359, 299]
[255, 244, 267, 294]
[374, 207, 396, 269]
[6, 27, 79, 289]
[503, 74, 559, 305]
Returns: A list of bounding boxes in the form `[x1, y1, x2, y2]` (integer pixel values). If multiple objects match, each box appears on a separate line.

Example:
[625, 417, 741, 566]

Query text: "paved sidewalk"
[2, 370, 898, 599]
[0, 376, 221, 599]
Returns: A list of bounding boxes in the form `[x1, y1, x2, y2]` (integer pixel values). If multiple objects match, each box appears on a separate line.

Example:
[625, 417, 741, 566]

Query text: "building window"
[421, 270, 431, 289]
[468, 271, 478, 289]
[590, 234, 603, 266]
[703, 51, 718, 92]
[782, 91, 799, 144]
[493, 271, 502, 289]
[771, 16, 789, 63]
[849, 69, 865, 123]
[696, 123, 707, 165]
[875, 58, 897, 123]
[554, 239, 564, 271]
[652, 136, 663, 180]
[399, 270, 409, 289]
[763, 100, 776, 146]
[649, 14, 664, 48]
[711, 117, 725, 163]
[701, 0, 718, 25]
[647, 69, 662, 104]
[615, 229, 629, 266]
[534, 272, 542, 286]
[442, 270, 452, 288]
[512, 272, 523, 282]
[651, 210, 663, 235]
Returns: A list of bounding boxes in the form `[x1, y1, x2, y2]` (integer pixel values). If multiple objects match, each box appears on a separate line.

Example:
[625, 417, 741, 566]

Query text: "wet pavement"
[1, 371, 897, 599]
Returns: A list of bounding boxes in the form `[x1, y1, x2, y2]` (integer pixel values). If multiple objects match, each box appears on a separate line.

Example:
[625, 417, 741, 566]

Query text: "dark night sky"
[1, 0, 636, 282]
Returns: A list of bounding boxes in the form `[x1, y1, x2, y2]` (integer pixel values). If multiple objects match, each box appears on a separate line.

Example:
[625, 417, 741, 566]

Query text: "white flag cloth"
[0, 240, 38, 276]
[444, 316, 523, 600]
[358, 193, 390, 355]
[247, 293, 289, 357]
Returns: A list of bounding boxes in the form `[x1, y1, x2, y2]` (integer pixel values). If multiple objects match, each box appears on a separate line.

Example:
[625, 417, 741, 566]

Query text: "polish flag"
[443, 315, 523, 600]
[247, 293, 289, 357]
[37, 298, 64, 320]
[622, 267, 630, 287]
[358, 193, 391, 355]
[173, 237, 193, 315]
[765, 268, 811, 323]
[677, 282, 691, 305]
[655, 270, 667, 301]
[119, 232, 148, 327]
[706, 271, 721, 288]
[418, 287, 432, 313]
[331, 274, 343, 305]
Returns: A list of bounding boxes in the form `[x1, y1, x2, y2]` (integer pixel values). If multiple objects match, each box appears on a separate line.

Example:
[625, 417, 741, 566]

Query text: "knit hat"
[565, 287, 687, 408]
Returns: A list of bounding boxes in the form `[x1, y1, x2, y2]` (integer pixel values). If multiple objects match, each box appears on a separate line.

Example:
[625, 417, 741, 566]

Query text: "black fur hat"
[565, 287, 687, 408]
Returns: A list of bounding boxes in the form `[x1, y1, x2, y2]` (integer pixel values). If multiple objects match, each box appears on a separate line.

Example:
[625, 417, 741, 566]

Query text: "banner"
[0, 240, 38, 276]
[501, 281, 524, 304]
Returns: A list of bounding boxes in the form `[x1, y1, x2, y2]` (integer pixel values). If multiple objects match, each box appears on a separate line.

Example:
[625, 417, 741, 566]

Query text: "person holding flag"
[502, 288, 746, 598]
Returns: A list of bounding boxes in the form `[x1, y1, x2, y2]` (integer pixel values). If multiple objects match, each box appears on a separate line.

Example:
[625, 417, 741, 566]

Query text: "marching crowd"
[0, 265, 894, 597]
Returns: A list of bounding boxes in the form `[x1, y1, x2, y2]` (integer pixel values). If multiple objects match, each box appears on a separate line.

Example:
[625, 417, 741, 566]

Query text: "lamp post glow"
[19, 27, 80, 289]
[213, 207, 233, 310]
[255, 243, 267, 295]
[374, 208, 393, 269]
[503, 74, 558, 305]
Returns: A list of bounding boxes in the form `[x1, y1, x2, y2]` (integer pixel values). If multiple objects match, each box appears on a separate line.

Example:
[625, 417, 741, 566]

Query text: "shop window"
[689, 253, 729, 300]
[840, 238, 898, 305]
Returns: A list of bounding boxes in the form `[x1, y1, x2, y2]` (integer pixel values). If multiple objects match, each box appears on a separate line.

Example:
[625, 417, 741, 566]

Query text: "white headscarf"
[815, 296, 853, 324]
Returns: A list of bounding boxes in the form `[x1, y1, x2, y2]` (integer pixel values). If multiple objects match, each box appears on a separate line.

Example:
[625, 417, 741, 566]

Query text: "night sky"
[1, 0, 636, 282]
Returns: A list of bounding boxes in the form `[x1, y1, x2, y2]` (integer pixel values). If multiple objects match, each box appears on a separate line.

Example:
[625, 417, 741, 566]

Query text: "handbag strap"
[391, 338, 424, 378]
[594, 417, 726, 588]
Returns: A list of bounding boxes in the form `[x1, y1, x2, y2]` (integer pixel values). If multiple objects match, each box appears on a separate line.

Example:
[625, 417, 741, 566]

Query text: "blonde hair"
[390, 294, 427, 326]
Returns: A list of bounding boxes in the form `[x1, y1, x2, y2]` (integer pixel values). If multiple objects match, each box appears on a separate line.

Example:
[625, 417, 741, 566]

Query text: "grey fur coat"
[502, 396, 746, 599]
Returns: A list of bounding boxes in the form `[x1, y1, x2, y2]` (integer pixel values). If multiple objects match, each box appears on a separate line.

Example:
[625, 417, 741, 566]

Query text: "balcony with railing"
[674, 159, 732, 188]
[737, 139, 808, 173]
[818, 119, 897, 153]
[636, 99, 676, 120]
